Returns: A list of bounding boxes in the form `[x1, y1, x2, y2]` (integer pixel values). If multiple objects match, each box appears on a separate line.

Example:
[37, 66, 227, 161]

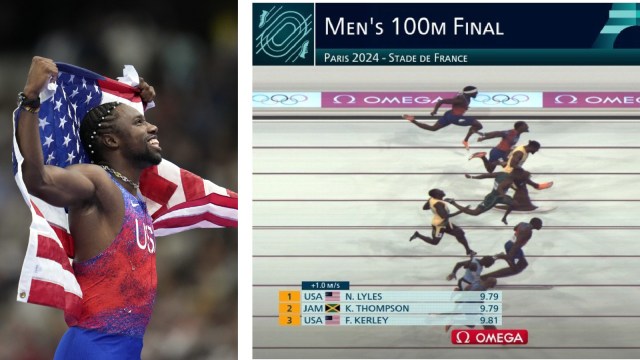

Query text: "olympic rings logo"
[253, 93, 308, 105]
[473, 94, 530, 105]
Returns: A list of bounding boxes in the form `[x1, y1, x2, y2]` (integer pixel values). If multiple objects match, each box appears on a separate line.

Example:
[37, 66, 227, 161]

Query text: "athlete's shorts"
[54, 327, 143, 360]
[488, 148, 509, 163]
[479, 191, 513, 212]
[504, 240, 525, 265]
[458, 278, 472, 290]
[431, 223, 462, 239]
[436, 110, 478, 127]
[467, 281, 488, 291]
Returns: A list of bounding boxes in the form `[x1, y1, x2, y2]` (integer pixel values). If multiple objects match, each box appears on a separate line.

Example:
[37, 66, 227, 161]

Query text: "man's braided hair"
[79, 102, 120, 163]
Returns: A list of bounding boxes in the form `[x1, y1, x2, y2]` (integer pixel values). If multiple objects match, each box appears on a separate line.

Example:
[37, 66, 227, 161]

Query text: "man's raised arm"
[16, 56, 96, 207]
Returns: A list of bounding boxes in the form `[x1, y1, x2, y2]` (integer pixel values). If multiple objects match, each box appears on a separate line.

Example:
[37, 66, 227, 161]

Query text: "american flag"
[325, 291, 340, 301]
[11, 63, 238, 323]
[325, 315, 340, 325]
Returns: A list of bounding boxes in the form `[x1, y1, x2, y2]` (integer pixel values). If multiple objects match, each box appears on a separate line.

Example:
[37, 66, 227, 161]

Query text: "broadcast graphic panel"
[253, 2, 640, 359]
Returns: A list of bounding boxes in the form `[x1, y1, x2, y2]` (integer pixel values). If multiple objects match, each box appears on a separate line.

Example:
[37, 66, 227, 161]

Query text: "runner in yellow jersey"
[410, 189, 476, 256]
[503, 140, 540, 173]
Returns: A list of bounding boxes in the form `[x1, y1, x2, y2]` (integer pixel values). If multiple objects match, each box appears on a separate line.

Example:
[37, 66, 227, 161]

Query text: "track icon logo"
[253, 3, 314, 65]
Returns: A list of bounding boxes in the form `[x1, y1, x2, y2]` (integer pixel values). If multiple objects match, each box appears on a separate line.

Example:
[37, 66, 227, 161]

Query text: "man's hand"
[402, 114, 415, 122]
[537, 181, 553, 190]
[138, 77, 156, 103]
[430, 110, 437, 116]
[24, 56, 58, 98]
[446, 273, 456, 281]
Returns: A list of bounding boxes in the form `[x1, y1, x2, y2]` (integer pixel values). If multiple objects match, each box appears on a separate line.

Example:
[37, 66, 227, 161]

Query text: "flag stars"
[66, 151, 76, 164]
[46, 153, 55, 164]
[59, 115, 67, 129]
[69, 74, 75, 83]
[70, 87, 79, 98]
[81, 78, 87, 89]
[94, 84, 99, 93]
[54, 99, 63, 111]
[71, 102, 78, 113]
[63, 134, 72, 147]
[38, 116, 49, 130]
[43, 135, 54, 148]
[85, 93, 93, 105]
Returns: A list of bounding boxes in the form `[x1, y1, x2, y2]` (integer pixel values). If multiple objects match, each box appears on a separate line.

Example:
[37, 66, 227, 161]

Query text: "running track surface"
[253, 115, 640, 359]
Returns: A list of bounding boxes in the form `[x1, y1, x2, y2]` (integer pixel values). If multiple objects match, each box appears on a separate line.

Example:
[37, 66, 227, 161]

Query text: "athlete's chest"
[121, 197, 156, 255]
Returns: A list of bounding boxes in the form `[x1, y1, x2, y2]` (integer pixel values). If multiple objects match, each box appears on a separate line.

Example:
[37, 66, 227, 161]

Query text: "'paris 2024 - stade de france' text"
[323, 52, 468, 64]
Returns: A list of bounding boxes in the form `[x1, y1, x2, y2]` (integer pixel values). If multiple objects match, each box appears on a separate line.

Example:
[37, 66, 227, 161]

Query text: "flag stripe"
[36, 235, 73, 273]
[97, 78, 142, 103]
[33, 198, 69, 230]
[30, 200, 44, 217]
[28, 279, 83, 322]
[49, 223, 74, 258]
[204, 180, 235, 197]
[153, 222, 226, 237]
[153, 211, 237, 229]
[154, 203, 237, 224]
[139, 165, 177, 215]
[180, 168, 206, 201]
[152, 193, 238, 221]
[156, 161, 186, 208]
[101, 92, 143, 114]
[31, 257, 82, 296]
[29, 279, 67, 309]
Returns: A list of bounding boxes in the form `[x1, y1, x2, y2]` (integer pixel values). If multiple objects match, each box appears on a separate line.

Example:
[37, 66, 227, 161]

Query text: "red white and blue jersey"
[495, 129, 520, 152]
[71, 174, 157, 338]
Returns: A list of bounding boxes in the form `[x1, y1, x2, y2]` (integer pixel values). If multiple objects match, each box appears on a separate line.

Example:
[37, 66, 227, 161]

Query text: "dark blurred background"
[0, 1, 238, 359]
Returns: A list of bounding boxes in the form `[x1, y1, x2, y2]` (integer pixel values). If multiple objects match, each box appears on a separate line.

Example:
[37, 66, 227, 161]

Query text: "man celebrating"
[13, 56, 237, 359]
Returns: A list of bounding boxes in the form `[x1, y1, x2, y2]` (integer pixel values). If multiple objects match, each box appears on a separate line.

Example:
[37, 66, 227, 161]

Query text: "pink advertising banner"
[321, 92, 543, 108]
[321, 92, 456, 108]
[543, 92, 640, 108]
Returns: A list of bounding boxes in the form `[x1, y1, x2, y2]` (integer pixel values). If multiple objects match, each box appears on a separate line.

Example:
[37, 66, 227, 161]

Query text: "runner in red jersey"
[469, 121, 529, 172]
[403, 86, 484, 150]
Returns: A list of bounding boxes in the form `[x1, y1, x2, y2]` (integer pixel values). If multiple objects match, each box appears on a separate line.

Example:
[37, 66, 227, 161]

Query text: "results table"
[278, 282, 502, 326]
